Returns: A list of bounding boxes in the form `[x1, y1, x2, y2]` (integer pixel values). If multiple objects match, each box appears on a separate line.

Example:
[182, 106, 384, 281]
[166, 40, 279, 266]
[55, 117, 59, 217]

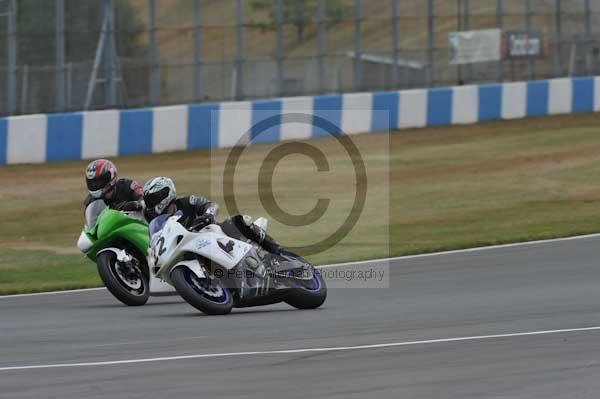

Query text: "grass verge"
[0, 249, 99, 295]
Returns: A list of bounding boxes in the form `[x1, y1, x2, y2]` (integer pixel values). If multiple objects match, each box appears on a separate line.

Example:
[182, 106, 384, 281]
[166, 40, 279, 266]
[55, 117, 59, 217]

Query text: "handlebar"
[189, 215, 215, 232]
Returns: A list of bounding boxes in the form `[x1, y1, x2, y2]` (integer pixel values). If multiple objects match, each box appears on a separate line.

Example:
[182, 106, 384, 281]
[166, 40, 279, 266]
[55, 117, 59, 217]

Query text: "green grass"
[0, 249, 99, 295]
[2, 112, 600, 294]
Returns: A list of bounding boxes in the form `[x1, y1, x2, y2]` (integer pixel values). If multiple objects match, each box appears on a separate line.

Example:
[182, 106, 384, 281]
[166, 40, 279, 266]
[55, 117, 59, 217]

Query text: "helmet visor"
[86, 173, 112, 192]
[144, 187, 170, 211]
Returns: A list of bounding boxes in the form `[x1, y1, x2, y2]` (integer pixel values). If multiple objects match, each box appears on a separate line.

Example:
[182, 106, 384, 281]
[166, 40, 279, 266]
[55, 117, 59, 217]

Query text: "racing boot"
[241, 215, 283, 255]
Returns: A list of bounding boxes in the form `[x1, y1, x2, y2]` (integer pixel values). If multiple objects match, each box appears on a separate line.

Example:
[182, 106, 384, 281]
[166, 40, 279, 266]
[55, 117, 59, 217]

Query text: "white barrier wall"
[0, 76, 598, 165]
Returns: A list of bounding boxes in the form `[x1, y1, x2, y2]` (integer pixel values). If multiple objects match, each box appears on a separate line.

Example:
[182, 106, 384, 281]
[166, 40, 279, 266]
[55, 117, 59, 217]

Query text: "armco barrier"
[0, 77, 598, 165]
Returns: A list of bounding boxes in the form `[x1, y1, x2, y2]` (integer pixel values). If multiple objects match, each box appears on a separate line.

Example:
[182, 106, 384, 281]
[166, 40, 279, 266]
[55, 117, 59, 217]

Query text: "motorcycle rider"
[84, 159, 144, 214]
[142, 176, 283, 255]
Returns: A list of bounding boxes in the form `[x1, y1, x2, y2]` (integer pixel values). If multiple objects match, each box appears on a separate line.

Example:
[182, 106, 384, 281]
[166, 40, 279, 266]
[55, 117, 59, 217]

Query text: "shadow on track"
[148, 306, 327, 318]
[85, 299, 185, 309]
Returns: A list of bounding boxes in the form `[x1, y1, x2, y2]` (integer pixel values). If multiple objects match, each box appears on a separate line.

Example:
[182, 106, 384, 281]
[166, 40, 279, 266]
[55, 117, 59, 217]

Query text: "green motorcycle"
[77, 201, 152, 306]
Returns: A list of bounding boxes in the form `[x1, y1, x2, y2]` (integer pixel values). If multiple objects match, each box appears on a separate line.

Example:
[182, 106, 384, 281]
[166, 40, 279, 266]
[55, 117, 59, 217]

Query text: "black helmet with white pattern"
[143, 177, 176, 215]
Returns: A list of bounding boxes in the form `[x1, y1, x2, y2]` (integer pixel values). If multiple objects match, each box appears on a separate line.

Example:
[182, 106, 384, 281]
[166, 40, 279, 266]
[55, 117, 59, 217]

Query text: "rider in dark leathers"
[83, 159, 143, 215]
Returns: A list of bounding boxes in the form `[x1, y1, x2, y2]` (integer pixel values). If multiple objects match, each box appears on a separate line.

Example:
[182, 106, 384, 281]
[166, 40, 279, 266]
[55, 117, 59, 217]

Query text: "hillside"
[129, 0, 590, 57]
[126, 0, 593, 101]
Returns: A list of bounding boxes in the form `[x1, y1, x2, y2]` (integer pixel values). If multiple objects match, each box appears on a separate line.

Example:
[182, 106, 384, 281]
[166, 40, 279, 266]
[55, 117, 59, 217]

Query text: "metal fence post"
[353, 0, 362, 92]
[392, 0, 399, 89]
[7, 0, 17, 115]
[317, 0, 326, 93]
[66, 62, 73, 110]
[463, 0, 471, 83]
[525, 0, 535, 80]
[104, 0, 118, 107]
[234, 0, 245, 100]
[55, 0, 66, 112]
[294, 0, 305, 43]
[584, 0, 592, 75]
[193, 0, 202, 101]
[497, 0, 504, 82]
[276, 0, 284, 97]
[457, 0, 462, 84]
[20, 64, 28, 114]
[427, 0, 435, 86]
[555, 0, 563, 76]
[148, 0, 160, 106]
[85, 7, 109, 110]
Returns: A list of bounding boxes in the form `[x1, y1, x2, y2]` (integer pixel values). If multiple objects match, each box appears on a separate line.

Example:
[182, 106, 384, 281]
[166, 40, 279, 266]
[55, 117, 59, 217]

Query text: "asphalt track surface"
[2, 236, 600, 398]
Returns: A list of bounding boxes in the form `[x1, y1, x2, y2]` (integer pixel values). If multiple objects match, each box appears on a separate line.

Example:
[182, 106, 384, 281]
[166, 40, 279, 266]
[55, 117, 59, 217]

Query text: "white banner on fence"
[505, 31, 544, 58]
[449, 29, 501, 65]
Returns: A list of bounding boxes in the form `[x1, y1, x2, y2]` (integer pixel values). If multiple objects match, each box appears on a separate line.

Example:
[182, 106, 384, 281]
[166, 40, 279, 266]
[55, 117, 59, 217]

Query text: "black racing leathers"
[83, 178, 143, 213]
[144, 195, 218, 229]
[220, 215, 283, 255]
[173, 195, 219, 229]
[145, 195, 282, 254]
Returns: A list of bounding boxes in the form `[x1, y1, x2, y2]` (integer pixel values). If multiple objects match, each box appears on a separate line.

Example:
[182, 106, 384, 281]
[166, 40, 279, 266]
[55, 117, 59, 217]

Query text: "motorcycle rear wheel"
[284, 269, 327, 310]
[171, 267, 233, 315]
[97, 251, 149, 306]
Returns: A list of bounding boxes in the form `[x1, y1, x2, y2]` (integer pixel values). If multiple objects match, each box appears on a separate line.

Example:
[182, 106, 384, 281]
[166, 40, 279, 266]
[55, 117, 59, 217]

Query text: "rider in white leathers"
[142, 177, 283, 255]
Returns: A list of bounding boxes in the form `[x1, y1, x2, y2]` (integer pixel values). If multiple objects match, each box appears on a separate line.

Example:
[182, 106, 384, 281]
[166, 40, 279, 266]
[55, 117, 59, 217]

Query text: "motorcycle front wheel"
[170, 267, 233, 315]
[97, 251, 149, 306]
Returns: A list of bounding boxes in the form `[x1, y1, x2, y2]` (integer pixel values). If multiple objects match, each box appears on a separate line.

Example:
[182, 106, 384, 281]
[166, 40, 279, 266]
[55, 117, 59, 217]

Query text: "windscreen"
[148, 211, 183, 237]
[85, 200, 108, 228]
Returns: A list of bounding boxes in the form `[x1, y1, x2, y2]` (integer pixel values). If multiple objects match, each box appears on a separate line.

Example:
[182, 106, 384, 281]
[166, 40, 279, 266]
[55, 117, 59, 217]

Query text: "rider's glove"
[120, 201, 143, 212]
[192, 213, 215, 230]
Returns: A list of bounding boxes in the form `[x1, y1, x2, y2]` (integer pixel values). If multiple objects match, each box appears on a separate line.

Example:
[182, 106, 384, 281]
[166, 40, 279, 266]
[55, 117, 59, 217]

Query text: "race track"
[2, 236, 600, 398]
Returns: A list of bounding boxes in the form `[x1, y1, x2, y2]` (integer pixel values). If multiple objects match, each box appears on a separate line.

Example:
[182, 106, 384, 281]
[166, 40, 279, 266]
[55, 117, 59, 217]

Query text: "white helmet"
[143, 177, 176, 215]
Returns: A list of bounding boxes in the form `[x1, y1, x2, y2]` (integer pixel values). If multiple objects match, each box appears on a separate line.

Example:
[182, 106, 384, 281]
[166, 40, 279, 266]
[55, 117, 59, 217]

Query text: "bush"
[250, 0, 346, 43]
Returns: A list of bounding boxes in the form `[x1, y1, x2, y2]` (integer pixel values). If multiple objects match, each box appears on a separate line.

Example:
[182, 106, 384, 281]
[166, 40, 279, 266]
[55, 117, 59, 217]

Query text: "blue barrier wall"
[0, 76, 598, 165]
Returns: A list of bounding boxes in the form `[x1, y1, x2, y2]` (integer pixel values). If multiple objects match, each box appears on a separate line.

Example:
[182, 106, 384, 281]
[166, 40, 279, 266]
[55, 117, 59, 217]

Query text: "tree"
[250, 0, 346, 43]
[0, 0, 145, 114]
[9, 0, 144, 66]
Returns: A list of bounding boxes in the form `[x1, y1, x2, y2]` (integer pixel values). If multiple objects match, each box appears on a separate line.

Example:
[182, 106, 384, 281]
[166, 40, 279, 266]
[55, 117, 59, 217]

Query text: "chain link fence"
[1, 0, 599, 116]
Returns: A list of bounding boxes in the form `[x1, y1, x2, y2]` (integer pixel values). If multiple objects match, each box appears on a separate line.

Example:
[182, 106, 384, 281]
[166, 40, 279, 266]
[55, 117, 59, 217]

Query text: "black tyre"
[170, 267, 233, 315]
[97, 251, 149, 306]
[284, 268, 327, 310]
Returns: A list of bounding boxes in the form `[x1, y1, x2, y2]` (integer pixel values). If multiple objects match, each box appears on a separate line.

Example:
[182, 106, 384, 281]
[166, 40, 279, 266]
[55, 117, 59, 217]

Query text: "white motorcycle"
[148, 212, 327, 315]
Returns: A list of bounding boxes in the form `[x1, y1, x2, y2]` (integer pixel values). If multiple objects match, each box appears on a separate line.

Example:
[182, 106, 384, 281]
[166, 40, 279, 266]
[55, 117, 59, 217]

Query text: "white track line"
[318, 232, 600, 268]
[0, 287, 105, 299]
[1, 326, 599, 372]
[3, 232, 600, 299]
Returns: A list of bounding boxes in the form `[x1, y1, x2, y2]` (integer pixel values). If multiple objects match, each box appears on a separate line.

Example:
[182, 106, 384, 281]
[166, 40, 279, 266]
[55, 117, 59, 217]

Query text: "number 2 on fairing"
[153, 236, 166, 264]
